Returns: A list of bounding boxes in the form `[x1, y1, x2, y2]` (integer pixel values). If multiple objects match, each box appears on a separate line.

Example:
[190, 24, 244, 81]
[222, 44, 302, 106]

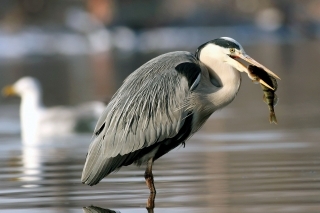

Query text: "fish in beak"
[226, 51, 280, 124]
[226, 51, 280, 90]
[248, 65, 278, 124]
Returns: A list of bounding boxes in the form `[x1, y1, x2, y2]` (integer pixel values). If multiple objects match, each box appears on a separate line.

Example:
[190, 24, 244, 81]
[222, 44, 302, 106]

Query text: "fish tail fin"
[269, 112, 277, 124]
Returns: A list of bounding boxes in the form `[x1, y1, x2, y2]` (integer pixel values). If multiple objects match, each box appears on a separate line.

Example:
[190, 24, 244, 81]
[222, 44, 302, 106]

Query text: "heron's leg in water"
[144, 158, 156, 193]
[145, 158, 156, 210]
[146, 193, 156, 213]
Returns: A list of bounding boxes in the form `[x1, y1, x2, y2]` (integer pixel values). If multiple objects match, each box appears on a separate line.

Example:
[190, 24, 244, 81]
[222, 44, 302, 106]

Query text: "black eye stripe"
[211, 38, 241, 50]
[194, 38, 241, 60]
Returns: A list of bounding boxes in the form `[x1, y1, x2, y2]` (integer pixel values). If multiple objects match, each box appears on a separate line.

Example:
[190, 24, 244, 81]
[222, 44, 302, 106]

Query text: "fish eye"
[229, 48, 235, 53]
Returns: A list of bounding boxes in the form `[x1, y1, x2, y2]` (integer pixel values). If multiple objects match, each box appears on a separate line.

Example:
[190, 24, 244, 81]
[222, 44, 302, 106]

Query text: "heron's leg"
[145, 158, 156, 210]
[146, 193, 156, 213]
[144, 158, 156, 193]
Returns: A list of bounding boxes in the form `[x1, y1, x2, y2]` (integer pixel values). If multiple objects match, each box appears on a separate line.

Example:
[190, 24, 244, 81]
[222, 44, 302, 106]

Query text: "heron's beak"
[2, 85, 16, 97]
[237, 53, 280, 80]
[226, 52, 280, 89]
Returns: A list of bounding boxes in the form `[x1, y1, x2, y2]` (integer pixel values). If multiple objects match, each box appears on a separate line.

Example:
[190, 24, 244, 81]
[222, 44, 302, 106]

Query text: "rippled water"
[1, 112, 320, 213]
[1, 41, 320, 212]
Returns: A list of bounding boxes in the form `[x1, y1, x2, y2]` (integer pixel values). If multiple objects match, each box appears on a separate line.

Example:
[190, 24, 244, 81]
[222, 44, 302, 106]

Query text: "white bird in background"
[2, 77, 105, 145]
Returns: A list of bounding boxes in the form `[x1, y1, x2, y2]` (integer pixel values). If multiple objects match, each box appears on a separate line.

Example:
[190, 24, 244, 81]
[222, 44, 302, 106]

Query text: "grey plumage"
[81, 51, 202, 185]
[81, 37, 280, 192]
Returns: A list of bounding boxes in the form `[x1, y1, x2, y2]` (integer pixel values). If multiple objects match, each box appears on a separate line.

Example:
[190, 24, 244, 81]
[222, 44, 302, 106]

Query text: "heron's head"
[196, 37, 280, 87]
[2, 77, 41, 98]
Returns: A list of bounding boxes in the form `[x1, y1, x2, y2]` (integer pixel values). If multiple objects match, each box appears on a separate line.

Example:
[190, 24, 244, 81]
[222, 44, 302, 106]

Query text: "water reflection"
[83, 199, 156, 213]
[2, 126, 320, 212]
[1, 41, 320, 212]
[83, 205, 120, 213]
[20, 145, 43, 185]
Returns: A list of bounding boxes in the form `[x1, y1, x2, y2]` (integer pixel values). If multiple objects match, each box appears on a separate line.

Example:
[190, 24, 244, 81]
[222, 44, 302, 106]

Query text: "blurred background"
[1, 0, 320, 212]
[0, 0, 319, 105]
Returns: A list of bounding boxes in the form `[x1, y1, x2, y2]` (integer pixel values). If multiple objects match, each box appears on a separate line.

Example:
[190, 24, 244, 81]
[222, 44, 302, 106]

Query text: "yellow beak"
[239, 53, 280, 80]
[2, 85, 16, 97]
[226, 52, 280, 90]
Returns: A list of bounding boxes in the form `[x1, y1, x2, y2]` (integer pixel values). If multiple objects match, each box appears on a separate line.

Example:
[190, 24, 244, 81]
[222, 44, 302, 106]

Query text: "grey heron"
[81, 37, 280, 196]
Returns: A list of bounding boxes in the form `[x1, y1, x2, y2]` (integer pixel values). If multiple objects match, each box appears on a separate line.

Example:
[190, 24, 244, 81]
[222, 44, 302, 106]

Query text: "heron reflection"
[83, 205, 120, 213]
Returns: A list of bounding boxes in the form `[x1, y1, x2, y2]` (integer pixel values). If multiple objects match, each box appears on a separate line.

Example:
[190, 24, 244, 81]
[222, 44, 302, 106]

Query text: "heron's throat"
[201, 55, 241, 109]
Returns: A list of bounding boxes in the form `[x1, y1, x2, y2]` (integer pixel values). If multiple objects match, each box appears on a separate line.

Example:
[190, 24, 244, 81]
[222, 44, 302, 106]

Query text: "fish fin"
[269, 112, 278, 124]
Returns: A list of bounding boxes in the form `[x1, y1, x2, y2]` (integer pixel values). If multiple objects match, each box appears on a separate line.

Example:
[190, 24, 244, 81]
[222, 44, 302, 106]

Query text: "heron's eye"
[229, 48, 235, 53]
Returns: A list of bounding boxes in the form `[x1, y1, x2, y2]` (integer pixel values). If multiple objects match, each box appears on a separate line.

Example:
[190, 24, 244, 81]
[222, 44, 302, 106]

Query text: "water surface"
[1, 41, 320, 212]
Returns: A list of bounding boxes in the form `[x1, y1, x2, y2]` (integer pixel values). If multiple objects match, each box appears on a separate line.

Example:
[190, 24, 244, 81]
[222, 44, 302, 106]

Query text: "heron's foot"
[146, 192, 156, 213]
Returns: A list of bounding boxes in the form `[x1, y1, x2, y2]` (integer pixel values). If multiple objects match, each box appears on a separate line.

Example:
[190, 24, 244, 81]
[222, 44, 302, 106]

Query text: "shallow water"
[1, 122, 320, 213]
[1, 41, 320, 212]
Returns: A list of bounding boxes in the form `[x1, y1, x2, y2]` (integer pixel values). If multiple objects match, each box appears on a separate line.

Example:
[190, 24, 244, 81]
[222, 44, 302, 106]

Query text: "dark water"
[1, 41, 320, 212]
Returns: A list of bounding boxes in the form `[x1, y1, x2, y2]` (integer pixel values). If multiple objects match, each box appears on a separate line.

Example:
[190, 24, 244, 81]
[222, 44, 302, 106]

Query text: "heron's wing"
[82, 51, 201, 184]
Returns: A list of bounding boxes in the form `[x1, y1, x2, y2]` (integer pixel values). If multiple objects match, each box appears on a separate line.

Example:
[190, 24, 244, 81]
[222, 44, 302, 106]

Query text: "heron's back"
[81, 51, 201, 185]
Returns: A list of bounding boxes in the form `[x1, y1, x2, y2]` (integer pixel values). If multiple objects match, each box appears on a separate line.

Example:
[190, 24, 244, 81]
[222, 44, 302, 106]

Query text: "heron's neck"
[201, 55, 241, 110]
